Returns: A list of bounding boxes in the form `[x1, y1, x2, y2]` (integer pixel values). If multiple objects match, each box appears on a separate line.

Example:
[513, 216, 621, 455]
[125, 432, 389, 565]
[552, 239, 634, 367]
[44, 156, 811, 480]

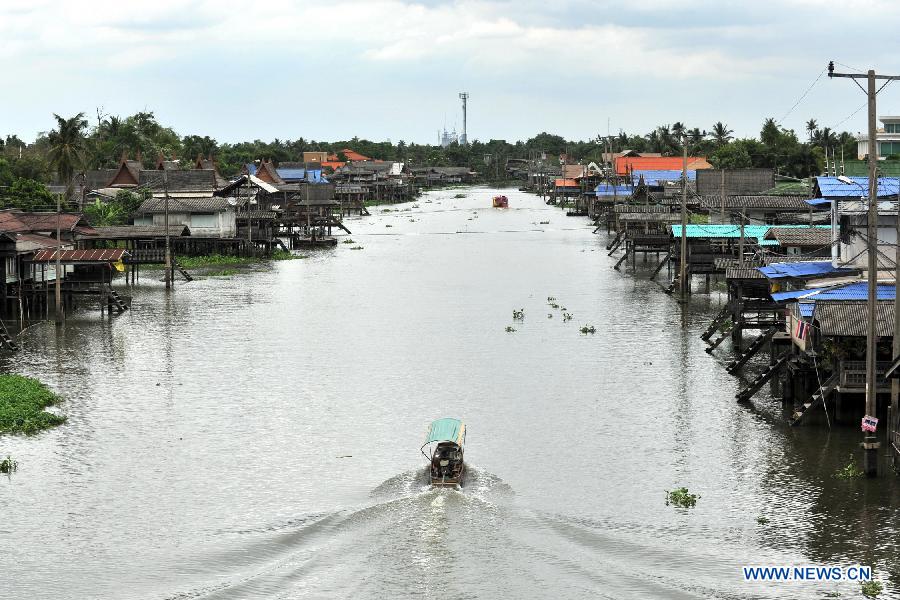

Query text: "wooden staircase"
[173, 260, 193, 282]
[735, 355, 789, 402]
[650, 250, 672, 278]
[701, 306, 731, 342]
[726, 327, 778, 374]
[606, 230, 624, 253]
[107, 289, 129, 313]
[790, 373, 839, 426]
[0, 320, 19, 352]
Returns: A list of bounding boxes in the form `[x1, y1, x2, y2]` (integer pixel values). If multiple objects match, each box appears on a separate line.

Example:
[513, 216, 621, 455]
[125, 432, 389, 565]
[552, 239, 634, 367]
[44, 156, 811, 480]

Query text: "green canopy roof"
[423, 418, 466, 446]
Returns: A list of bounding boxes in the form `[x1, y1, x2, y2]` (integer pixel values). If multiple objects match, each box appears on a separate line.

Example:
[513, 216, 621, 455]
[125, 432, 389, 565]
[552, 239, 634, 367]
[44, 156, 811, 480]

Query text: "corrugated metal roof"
[32, 248, 128, 262]
[698, 195, 810, 210]
[808, 282, 895, 301]
[632, 170, 695, 186]
[670, 224, 782, 245]
[615, 156, 712, 175]
[595, 184, 633, 196]
[815, 176, 900, 198]
[764, 227, 831, 246]
[759, 260, 843, 279]
[87, 225, 191, 239]
[814, 300, 894, 337]
[138, 196, 232, 213]
[554, 178, 579, 187]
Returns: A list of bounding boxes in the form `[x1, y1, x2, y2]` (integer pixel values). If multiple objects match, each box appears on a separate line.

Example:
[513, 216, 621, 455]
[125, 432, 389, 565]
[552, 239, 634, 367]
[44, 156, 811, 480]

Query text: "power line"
[778, 67, 827, 125]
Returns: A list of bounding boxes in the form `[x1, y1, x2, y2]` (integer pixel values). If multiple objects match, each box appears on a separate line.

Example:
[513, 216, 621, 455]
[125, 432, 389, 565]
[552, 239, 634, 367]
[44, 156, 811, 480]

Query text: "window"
[885, 123, 900, 133]
[880, 141, 900, 156]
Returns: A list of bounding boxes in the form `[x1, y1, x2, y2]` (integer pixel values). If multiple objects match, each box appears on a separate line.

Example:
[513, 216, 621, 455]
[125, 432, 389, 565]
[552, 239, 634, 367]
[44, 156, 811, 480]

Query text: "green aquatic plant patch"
[0, 455, 17, 473]
[0, 375, 65, 435]
[665, 487, 700, 508]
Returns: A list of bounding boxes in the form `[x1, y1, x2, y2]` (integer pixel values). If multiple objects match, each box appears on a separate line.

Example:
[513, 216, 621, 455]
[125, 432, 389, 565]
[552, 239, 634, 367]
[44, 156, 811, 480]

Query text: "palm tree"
[672, 122, 686, 141]
[805, 118, 818, 143]
[711, 122, 733, 146]
[47, 112, 87, 188]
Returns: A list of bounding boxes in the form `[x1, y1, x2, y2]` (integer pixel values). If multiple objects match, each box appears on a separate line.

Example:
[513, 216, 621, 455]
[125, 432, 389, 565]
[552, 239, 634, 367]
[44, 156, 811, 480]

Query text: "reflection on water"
[2, 186, 899, 599]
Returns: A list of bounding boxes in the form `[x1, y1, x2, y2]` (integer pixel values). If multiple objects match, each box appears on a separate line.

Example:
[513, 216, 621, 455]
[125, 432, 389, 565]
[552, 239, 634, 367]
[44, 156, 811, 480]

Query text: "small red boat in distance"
[492, 195, 508, 208]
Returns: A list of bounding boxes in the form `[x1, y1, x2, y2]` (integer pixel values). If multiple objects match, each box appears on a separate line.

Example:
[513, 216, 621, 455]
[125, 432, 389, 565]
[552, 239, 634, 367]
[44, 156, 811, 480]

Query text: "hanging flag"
[113, 259, 125, 272]
[795, 320, 810, 340]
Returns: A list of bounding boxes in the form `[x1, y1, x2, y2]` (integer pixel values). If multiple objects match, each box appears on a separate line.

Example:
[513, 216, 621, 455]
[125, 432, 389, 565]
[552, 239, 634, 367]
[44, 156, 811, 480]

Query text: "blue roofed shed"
[814, 176, 900, 198]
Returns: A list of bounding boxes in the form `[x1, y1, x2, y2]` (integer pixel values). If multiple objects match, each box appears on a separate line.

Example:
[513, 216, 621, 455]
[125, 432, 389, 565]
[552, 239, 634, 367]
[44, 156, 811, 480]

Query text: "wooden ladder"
[735, 355, 789, 402]
[790, 373, 839, 426]
[726, 327, 778, 374]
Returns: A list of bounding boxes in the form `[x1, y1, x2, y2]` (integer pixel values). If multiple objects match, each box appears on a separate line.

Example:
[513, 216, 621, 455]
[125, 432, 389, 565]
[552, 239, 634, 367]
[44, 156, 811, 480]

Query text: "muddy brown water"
[3, 187, 900, 599]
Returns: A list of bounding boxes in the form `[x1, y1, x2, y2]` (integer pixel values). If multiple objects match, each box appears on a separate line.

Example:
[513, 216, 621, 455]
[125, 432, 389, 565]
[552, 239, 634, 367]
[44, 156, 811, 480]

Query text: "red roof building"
[615, 156, 712, 175]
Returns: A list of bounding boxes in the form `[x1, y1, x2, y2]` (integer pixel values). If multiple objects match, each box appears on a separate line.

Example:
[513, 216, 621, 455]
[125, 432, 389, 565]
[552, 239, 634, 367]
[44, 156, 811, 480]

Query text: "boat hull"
[431, 464, 465, 488]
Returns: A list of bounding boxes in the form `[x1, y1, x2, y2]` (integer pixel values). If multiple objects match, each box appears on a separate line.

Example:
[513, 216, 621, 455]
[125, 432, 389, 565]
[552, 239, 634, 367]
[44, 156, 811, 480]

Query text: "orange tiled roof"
[341, 149, 371, 161]
[554, 178, 579, 187]
[615, 156, 712, 175]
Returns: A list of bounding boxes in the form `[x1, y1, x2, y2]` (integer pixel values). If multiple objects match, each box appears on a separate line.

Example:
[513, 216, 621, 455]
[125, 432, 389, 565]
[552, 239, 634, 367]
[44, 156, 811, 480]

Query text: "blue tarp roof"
[277, 168, 306, 180]
[816, 176, 900, 198]
[758, 260, 850, 280]
[632, 170, 696, 186]
[806, 198, 831, 207]
[799, 302, 815, 317]
[594, 184, 633, 196]
[808, 282, 895, 301]
[787, 283, 896, 317]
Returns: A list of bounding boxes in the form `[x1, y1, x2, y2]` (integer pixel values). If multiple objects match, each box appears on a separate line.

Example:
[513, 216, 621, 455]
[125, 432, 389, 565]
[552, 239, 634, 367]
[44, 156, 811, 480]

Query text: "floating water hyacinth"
[580, 325, 596, 334]
[512, 309, 524, 320]
[505, 326, 516, 333]
[665, 487, 700, 508]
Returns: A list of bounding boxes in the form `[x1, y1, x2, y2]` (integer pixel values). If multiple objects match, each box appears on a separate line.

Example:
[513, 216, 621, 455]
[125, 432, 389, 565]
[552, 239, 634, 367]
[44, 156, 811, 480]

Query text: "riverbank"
[143, 251, 307, 275]
[0, 375, 65, 435]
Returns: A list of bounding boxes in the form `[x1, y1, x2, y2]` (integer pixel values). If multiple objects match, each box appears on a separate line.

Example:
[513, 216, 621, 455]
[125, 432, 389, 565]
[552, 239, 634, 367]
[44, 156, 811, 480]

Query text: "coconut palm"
[672, 122, 686, 141]
[711, 121, 733, 146]
[46, 112, 87, 188]
[805, 118, 818, 143]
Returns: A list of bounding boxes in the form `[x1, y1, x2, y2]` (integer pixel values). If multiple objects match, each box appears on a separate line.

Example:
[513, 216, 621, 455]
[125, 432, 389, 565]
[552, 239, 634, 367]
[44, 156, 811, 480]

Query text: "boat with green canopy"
[421, 418, 467, 488]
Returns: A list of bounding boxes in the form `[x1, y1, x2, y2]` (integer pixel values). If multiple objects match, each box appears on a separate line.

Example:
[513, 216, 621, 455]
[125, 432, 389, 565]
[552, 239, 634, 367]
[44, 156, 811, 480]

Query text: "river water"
[3, 187, 900, 599]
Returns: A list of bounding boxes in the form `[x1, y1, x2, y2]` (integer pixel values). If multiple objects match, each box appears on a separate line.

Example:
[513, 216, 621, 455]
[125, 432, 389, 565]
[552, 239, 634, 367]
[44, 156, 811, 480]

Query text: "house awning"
[32, 249, 129, 263]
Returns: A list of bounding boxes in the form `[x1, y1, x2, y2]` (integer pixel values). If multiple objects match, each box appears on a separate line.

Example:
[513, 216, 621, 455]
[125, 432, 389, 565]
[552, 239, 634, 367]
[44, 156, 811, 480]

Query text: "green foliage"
[861, 580, 883, 597]
[505, 326, 516, 333]
[0, 455, 17, 473]
[46, 112, 88, 187]
[271, 250, 303, 260]
[206, 269, 238, 277]
[342, 238, 356, 244]
[83, 189, 146, 226]
[0, 177, 59, 211]
[174, 254, 258, 268]
[665, 487, 700, 508]
[756, 516, 769, 525]
[710, 141, 753, 169]
[834, 453, 864, 479]
[0, 375, 66, 435]
[580, 325, 596, 334]
[512, 309, 524, 320]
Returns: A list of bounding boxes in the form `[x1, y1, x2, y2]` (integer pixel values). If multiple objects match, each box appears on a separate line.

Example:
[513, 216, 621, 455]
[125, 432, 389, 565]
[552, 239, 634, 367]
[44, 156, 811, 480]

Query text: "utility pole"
[720, 169, 726, 224]
[739, 208, 746, 267]
[894, 181, 900, 466]
[163, 168, 171, 290]
[829, 62, 900, 476]
[54, 191, 62, 326]
[679, 137, 688, 298]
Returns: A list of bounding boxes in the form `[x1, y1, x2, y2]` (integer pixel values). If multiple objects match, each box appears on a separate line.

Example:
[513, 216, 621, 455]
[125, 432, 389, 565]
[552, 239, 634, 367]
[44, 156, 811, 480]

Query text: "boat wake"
[166, 466, 514, 599]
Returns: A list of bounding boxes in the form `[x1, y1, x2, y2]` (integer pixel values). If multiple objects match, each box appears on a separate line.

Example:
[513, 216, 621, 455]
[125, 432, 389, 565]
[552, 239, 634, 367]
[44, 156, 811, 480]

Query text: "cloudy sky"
[2, 0, 900, 145]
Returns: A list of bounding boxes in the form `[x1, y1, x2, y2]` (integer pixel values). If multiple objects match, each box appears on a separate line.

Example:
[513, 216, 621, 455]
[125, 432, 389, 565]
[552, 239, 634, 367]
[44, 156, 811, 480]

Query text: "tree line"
[0, 110, 867, 212]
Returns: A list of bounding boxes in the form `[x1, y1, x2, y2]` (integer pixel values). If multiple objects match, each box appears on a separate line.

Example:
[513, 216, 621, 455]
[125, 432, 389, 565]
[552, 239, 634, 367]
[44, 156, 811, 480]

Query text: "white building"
[856, 116, 900, 159]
